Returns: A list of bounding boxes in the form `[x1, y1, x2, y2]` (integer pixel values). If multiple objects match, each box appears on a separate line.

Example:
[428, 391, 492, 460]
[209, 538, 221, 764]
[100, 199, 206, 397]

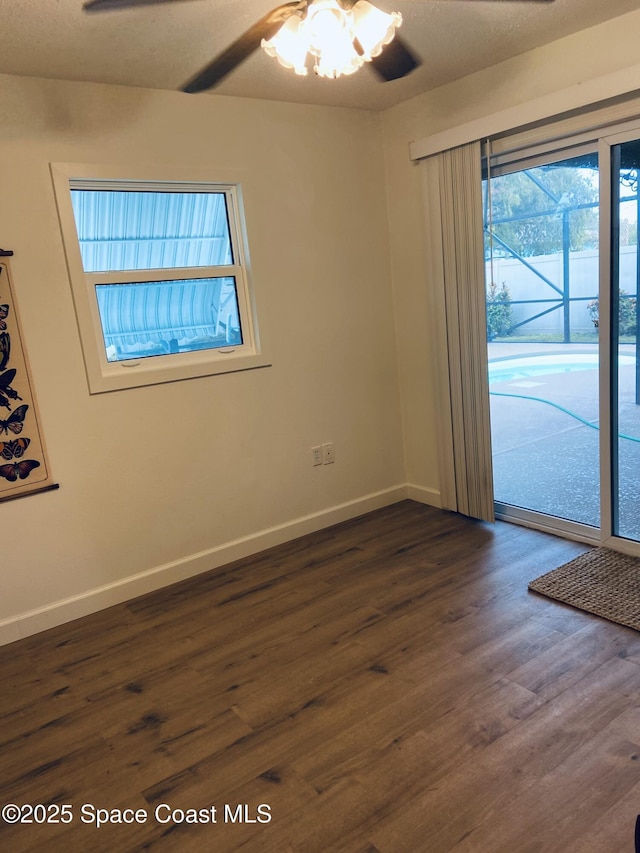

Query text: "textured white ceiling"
[0, 0, 639, 110]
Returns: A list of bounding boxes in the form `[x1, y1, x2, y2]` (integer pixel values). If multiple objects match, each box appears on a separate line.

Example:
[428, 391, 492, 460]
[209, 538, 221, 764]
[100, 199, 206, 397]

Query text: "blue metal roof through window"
[70, 190, 233, 272]
[69, 189, 242, 362]
[94, 277, 242, 362]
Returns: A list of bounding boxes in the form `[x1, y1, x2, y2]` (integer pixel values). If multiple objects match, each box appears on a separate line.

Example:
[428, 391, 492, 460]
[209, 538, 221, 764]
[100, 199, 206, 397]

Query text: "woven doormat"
[528, 547, 640, 632]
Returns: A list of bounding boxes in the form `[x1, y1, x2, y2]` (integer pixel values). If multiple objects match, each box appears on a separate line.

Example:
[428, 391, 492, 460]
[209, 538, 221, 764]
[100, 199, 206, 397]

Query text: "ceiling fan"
[82, 0, 556, 94]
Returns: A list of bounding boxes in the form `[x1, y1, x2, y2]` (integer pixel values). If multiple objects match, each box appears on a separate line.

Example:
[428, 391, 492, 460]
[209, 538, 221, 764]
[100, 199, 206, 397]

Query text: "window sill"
[86, 349, 272, 394]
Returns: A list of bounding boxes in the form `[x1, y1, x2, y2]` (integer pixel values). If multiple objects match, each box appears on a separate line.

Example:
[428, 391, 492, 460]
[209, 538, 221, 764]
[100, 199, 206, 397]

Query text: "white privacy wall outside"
[486, 246, 638, 335]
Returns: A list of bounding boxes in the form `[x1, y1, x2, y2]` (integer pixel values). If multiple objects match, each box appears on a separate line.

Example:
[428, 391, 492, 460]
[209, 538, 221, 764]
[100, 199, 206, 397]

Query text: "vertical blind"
[422, 142, 495, 522]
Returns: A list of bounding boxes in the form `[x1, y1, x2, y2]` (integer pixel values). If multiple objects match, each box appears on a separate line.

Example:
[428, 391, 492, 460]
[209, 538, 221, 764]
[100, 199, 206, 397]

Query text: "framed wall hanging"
[0, 249, 56, 501]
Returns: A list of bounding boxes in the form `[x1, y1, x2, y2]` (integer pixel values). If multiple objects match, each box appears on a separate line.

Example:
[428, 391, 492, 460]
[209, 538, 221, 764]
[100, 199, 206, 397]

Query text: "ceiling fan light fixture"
[261, 0, 401, 80]
[84, 0, 421, 93]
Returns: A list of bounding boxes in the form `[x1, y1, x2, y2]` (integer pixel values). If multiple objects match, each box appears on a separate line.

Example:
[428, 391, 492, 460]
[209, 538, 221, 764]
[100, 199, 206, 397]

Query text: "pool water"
[488, 353, 635, 383]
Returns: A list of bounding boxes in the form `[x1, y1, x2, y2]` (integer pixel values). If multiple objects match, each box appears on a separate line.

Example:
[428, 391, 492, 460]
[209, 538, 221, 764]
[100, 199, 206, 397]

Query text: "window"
[52, 165, 269, 393]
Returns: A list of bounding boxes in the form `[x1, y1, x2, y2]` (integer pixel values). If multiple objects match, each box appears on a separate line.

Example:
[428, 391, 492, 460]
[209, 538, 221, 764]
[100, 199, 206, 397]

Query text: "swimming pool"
[488, 352, 635, 383]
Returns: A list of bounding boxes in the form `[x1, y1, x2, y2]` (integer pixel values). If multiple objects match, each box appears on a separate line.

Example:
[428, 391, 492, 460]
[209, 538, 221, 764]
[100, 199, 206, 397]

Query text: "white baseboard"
[0, 484, 411, 647]
[406, 483, 442, 507]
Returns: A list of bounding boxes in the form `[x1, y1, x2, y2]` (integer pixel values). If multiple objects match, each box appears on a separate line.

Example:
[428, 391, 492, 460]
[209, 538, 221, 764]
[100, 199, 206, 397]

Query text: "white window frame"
[51, 163, 270, 394]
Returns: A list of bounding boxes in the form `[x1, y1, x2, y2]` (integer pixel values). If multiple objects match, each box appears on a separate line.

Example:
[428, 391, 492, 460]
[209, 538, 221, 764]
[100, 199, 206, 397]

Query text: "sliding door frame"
[598, 122, 640, 557]
[486, 120, 640, 555]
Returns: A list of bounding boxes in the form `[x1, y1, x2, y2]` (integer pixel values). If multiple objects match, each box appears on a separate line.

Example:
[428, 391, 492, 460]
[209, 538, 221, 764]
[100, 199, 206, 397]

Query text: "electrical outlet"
[322, 442, 335, 465]
[312, 446, 323, 466]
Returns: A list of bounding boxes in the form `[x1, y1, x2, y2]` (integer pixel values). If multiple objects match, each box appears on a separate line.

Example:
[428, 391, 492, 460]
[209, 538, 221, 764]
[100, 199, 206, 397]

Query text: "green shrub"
[486, 282, 513, 341]
[587, 289, 637, 336]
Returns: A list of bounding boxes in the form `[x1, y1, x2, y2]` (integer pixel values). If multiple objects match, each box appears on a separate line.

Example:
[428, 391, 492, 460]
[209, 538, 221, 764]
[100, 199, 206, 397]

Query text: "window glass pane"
[95, 277, 242, 362]
[70, 190, 233, 272]
[485, 153, 601, 527]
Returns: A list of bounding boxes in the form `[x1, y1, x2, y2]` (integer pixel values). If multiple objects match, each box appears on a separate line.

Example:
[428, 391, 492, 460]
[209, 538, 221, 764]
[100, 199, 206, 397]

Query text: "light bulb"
[313, 28, 363, 78]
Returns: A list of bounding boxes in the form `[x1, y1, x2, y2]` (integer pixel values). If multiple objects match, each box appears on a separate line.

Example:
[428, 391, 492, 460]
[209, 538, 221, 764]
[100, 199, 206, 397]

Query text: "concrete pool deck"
[486, 341, 640, 539]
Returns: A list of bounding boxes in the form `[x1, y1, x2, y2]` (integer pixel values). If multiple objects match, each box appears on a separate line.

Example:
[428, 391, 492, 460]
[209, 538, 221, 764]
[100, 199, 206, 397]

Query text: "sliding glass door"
[485, 135, 640, 546]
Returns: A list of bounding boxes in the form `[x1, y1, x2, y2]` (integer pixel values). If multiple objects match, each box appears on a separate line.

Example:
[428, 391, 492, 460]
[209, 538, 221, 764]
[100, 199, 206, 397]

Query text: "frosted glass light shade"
[261, 15, 309, 75]
[352, 0, 402, 58]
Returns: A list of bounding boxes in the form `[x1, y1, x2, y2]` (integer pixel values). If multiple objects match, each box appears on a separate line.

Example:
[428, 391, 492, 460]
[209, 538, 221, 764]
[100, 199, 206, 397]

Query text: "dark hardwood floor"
[2, 500, 640, 852]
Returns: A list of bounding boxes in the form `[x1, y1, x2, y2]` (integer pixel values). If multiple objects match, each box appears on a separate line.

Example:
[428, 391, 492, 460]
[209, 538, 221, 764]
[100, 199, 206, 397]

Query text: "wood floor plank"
[508, 621, 631, 700]
[369, 654, 640, 852]
[448, 730, 640, 853]
[291, 675, 544, 796]
[560, 777, 640, 853]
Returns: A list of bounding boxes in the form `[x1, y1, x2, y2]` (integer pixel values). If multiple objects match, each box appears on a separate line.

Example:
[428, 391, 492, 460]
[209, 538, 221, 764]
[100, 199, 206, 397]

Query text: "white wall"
[381, 7, 640, 506]
[0, 75, 406, 642]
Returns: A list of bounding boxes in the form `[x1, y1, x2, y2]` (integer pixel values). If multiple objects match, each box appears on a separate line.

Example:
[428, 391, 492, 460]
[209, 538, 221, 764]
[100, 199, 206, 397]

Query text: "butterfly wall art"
[0, 253, 53, 497]
[0, 404, 28, 435]
[0, 437, 30, 459]
[0, 368, 22, 409]
[0, 458, 40, 482]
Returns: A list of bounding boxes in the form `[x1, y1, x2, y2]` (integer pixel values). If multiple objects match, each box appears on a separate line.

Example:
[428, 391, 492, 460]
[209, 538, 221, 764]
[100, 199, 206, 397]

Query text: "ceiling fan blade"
[84, 0, 200, 11]
[369, 35, 420, 83]
[181, 1, 305, 93]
